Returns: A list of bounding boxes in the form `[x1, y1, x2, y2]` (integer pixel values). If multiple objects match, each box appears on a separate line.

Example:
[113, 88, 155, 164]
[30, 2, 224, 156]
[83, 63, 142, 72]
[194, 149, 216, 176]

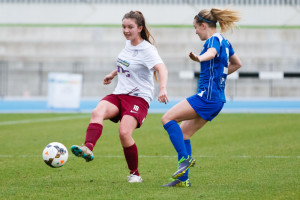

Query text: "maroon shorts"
[101, 94, 149, 128]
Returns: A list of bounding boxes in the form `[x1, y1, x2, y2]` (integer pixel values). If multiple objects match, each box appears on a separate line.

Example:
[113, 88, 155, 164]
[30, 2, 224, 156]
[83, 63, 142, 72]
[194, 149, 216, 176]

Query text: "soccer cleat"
[172, 156, 196, 179]
[127, 174, 143, 183]
[71, 145, 94, 162]
[162, 178, 191, 187]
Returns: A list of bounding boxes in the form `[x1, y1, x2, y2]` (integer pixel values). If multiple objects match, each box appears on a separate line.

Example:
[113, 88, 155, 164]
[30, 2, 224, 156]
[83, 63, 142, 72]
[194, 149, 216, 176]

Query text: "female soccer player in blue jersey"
[162, 8, 242, 187]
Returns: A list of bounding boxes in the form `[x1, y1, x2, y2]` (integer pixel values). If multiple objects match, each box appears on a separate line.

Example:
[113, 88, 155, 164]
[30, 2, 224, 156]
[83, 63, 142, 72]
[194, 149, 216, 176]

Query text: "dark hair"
[122, 11, 155, 44]
[195, 8, 241, 32]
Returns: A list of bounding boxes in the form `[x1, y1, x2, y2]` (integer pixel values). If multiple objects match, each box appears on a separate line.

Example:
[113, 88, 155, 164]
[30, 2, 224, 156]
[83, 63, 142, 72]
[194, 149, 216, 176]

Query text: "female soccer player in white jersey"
[161, 8, 242, 187]
[71, 11, 168, 183]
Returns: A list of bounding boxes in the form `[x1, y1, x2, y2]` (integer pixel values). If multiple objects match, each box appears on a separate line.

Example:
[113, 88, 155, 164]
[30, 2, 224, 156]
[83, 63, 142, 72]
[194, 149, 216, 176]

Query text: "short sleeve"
[143, 46, 163, 69]
[228, 42, 235, 57]
[207, 36, 221, 55]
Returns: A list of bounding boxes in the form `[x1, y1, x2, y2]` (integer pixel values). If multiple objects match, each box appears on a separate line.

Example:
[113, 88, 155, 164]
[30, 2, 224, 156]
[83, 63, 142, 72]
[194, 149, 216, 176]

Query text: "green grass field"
[0, 113, 299, 200]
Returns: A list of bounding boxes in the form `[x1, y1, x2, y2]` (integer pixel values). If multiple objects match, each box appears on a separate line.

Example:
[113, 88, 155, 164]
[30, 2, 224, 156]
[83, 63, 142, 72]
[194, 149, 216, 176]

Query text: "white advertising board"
[48, 73, 82, 109]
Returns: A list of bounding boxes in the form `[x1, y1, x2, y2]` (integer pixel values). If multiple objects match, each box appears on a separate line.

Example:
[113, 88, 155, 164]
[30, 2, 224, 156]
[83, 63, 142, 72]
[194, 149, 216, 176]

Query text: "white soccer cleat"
[127, 174, 143, 183]
[71, 145, 94, 162]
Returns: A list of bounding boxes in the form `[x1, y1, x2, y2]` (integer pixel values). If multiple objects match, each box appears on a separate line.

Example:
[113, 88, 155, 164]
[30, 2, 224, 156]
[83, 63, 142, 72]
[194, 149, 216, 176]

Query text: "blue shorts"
[186, 94, 224, 121]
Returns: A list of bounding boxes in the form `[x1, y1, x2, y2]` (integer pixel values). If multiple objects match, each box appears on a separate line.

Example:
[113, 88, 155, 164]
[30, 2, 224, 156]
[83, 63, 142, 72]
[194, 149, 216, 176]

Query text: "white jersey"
[113, 40, 163, 105]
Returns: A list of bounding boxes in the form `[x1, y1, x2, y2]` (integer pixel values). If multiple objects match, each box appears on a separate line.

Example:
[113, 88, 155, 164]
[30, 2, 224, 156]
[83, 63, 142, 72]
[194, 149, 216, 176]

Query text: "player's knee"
[119, 128, 132, 140]
[91, 108, 104, 121]
[161, 113, 170, 125]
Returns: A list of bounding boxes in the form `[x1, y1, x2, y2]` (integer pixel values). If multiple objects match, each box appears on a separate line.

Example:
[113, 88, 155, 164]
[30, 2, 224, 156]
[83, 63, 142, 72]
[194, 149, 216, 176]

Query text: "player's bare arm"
[103, 69, 118, 85]
[228, 54, 242, 75]
[189, 48, 217, 62]
[154, 63, 169, 104]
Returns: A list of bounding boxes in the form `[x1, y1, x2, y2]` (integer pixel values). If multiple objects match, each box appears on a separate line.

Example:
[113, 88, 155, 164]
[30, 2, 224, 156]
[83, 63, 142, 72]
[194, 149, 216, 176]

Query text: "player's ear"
[138, 26, 143, 33]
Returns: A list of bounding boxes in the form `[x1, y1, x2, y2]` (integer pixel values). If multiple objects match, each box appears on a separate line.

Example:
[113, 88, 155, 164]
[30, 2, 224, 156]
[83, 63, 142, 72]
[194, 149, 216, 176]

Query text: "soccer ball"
[42, 142, 68, 168]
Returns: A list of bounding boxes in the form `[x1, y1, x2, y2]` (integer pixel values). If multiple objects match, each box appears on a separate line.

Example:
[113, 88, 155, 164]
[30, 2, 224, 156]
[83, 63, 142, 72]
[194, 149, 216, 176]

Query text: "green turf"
[0, 113, 299, 200]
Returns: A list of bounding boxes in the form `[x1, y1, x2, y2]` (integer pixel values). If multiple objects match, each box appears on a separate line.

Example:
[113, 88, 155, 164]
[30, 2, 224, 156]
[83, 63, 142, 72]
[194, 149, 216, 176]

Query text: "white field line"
[0, 116, 299, 159]
[0, 155, 299, 159]
[0, 115, 90, 126]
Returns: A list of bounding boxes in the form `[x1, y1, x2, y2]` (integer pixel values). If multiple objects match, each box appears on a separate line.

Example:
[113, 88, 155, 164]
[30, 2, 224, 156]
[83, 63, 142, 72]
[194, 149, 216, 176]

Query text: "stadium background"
[0, 0, 299, 112]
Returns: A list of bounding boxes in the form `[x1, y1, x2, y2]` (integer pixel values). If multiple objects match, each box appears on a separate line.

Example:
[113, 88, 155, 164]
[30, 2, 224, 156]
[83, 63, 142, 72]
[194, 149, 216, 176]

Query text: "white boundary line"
[0, 115, 90, 126]
[1, 116, 299, 160]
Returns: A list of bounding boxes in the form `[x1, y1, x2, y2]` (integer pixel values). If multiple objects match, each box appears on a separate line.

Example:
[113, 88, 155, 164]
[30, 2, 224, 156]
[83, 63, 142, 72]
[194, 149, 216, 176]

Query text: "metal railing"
[0, 60, 299, 98]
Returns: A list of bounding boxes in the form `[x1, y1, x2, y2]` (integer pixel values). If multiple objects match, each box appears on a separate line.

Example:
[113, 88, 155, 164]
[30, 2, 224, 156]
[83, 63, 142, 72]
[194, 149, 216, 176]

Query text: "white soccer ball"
[42, 142, 68, 168]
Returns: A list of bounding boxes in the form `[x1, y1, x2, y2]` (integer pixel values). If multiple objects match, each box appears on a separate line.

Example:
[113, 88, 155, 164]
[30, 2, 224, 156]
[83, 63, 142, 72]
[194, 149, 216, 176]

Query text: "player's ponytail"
[195, 8, 241, 33]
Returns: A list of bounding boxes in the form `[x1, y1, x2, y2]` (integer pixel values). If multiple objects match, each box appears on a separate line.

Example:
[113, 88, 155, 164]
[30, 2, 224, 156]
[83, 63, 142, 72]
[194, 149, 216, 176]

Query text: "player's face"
[122, 18, 143, 42]
[193, 19, 206, 41]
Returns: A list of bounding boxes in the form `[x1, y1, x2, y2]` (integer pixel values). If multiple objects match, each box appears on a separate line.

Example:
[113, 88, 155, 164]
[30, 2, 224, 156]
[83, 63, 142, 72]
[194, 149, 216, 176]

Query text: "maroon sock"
[123, 143, 139, 176]
[84, 123, 103, 151]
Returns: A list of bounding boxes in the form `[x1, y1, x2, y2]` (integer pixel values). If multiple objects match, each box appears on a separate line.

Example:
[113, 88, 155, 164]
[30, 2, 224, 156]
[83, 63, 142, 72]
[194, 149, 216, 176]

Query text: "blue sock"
[163, 120, 188, 159]
[178, 139, 192, 182]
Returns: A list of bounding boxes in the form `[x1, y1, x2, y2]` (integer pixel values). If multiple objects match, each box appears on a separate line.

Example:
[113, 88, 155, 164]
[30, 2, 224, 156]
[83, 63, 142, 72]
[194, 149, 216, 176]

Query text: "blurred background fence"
[0, 0, 299, 6]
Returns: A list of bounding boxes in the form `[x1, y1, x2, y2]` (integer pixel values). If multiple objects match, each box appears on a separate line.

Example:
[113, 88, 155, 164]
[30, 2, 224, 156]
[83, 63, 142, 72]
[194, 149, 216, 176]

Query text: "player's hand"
[158, 88, 168, 104]
[189, 52, 200, 62]
[103, 74, 114, 85]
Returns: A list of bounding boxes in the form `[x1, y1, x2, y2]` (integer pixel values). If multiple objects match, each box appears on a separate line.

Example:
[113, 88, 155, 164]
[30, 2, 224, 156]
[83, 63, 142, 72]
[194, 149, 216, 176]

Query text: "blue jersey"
[197, 33, 235, 102]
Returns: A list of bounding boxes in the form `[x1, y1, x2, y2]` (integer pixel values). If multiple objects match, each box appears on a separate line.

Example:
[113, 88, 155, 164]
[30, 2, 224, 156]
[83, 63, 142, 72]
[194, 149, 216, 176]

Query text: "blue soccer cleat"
[162, 178, 191, 187]
[172, 156, 195, 179]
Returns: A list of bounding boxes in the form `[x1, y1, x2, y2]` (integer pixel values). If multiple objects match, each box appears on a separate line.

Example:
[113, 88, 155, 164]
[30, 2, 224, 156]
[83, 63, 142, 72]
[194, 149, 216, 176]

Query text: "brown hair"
[195, 8, 241, 33]
[123, 11, 158, 82]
